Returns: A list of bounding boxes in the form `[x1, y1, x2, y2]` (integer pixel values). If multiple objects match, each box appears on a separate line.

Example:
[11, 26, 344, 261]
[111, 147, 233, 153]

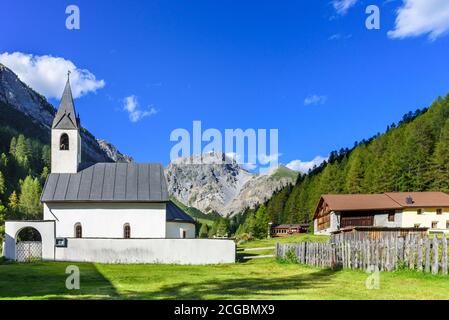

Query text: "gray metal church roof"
[166, 201, 195, 224]
[52, 78, 79, 130]
[41, 163, 169, 202]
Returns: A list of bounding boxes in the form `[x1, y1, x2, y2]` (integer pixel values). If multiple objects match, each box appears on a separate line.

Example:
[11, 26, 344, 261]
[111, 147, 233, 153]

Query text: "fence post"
[399, 237, 404, 262]
[409, 236, 415, 270]
[442, 236, 448, 276]
[417, 238, 423, 272]
[432, 236, 439, 275]
[425, 238, 431, 273]
[404, 235, 410, 267]
[295, 243, 298, 263]
[346, 241, 350, 269]
[380, 239, 385, 271]
[385, 238, 390, 271]
[302, 242, 306, 264]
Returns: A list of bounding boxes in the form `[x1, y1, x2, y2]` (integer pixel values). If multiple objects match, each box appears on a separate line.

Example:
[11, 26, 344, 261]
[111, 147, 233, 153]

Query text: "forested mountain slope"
[235, 94, 449, 236]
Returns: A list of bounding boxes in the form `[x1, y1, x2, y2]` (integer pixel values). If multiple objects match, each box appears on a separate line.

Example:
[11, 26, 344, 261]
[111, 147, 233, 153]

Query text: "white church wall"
[166, 222, 195, 239]
[55, 238, 236, 265]
[51, 129, 80, 173]
[44, 202, 166, 238]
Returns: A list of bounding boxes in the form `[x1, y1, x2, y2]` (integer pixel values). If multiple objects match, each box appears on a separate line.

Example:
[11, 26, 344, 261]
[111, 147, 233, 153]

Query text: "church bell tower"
[51, 72, 81, 173]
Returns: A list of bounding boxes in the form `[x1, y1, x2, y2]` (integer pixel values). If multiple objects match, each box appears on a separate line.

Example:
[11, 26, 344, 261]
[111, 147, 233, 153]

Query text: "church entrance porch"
[15, 227, 42, 262]
[2, 221, 56, 261]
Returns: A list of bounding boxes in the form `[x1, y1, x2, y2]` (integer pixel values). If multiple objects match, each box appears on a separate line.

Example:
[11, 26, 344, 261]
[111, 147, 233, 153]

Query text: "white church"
[3, 77, 235, 265]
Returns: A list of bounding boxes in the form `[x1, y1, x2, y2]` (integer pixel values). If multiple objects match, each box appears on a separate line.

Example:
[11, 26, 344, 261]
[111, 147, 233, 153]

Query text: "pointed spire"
[52, 72, 79, 129]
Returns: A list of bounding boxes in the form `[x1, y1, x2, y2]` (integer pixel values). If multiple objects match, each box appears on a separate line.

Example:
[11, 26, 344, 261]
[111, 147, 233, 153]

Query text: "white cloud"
[304, 94, 327, 106]
[286, 156, 328, 173]
[123, 95, 157, 122]
[388, 0, 449, 41]
[333, 0, 358, 15]
[242, 163, 258, 171]
[0, 52, 105, 99]
[258, 153, 282, 165]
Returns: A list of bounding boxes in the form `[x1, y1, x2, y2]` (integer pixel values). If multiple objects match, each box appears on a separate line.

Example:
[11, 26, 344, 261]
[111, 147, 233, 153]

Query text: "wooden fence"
[276, 235, 449, 275]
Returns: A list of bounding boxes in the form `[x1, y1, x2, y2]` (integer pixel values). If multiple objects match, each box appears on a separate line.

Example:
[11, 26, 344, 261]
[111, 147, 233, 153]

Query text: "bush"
[395, 260, 409, 271]
[236, 233, 252, 242]
[284, 248, 298, 264]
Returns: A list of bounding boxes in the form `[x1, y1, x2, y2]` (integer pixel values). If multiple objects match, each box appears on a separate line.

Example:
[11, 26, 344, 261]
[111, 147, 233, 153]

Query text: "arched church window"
[124, 224, 131, 239]
[74, 223, 82, 238]
[60, 133, 69, 150]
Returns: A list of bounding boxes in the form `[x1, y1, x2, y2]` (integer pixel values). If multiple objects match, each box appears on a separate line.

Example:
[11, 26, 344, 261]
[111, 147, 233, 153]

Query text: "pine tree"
[252, 205, 269, 239]
[399, 120, 433, 191]
[0, 201, 7, 243]
[199, 223, 209, 238]
[41, 166, 49, 182]
[8, 191, 19, 216]
[429, 119, 449, 191]
[41, 145, 51, 168]
[9, 137, 16, 156]
[15, 135, 27, 159]
[0, 153, 8, 168]
[0, 171, 4, 195]
[18, 176, 42, 219]
[345, 148, 365, 193]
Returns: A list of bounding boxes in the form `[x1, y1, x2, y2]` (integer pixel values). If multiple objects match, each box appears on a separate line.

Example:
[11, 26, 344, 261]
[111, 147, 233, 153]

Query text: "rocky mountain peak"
[165, 152, 298, 217]
[97, 139, 133, 163]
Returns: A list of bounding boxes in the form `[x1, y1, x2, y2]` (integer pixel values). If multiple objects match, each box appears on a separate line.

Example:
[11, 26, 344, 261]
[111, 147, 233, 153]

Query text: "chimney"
[405, 196, 414, 205]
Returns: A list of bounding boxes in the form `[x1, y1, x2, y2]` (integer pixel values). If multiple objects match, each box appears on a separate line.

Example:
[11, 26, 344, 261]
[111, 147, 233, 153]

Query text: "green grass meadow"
[1, 234, 449, 300]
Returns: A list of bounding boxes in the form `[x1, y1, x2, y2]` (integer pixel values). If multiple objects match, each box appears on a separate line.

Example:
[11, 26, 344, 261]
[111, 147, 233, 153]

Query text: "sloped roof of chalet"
[166, 201, 195, 224]
[52, 78, 79, 130]
[272, 224, 309, 229]
[320, 194, 403, 212]
[41, 163, 169, 202]
[384, 192, 449, 208]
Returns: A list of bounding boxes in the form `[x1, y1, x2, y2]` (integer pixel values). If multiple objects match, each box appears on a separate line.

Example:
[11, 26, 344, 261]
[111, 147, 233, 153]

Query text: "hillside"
[234, 93, 449, 236]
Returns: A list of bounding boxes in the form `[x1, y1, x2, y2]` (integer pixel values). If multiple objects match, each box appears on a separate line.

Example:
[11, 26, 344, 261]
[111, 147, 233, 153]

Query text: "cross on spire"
[67, 70, 71, 80]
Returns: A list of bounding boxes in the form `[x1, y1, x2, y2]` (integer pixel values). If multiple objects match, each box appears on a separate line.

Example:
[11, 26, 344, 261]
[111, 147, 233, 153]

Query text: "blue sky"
[1, 0, 449, 172]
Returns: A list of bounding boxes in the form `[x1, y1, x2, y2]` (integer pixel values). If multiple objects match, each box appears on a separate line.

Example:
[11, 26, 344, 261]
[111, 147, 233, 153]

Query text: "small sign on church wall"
[55, 238, 68, 248]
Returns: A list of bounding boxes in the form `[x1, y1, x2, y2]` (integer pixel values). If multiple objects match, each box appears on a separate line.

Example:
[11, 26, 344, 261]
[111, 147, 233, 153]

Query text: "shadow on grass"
[0, 260, 342, 300]
[236, 251, 262, 263]
[0, 262, 118, 299]
[129, 267, 339, 300]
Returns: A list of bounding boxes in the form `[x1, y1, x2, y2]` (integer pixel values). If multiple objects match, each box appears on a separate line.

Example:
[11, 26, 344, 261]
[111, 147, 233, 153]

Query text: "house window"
[74, 223, 82, 238]
[388, 213, 395, 222]
[437, 209, 443, 215]
[432, 221, 438, 229]
[124, 224, 131, 239]
[446, 221, 449, 229]
[60, 133, 69, 150]
[417, 209, 422, 215]
[414, 224, 421, 228]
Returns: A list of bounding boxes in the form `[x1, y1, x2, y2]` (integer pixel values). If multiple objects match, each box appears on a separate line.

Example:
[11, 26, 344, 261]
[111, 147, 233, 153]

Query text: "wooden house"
[313, 192, 449, 235]
[271, 224, 309, 237]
